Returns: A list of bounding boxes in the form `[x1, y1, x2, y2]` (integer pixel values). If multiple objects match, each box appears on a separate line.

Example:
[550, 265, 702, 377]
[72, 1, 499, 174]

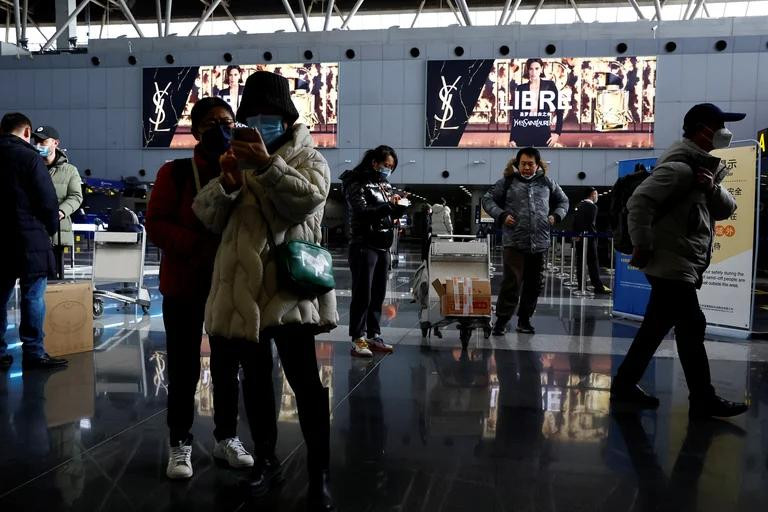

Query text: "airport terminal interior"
[1, 1, 768, 511]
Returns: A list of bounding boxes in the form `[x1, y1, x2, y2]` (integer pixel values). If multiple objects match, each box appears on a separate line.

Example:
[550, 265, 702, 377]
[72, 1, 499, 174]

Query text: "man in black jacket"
[573, 188, 611, 295]
[0, 112, 67, 371]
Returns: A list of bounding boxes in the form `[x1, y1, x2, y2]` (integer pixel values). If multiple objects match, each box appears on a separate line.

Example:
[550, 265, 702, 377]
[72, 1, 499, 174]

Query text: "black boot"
[492, 316, 510, 336]
[301, 387, 335, 512]
[247, 454, 284, 498]
[308, 469, 335, 512]
[515, 318, 535, 334]
[689, 395, 748, 419]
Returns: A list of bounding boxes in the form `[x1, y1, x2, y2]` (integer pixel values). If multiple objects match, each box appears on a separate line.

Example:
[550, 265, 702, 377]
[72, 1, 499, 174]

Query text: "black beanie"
[236, 71, 300, 125]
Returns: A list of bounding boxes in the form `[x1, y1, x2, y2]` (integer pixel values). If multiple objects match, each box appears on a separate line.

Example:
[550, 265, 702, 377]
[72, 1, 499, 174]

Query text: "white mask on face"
[711, 127, 733, 149]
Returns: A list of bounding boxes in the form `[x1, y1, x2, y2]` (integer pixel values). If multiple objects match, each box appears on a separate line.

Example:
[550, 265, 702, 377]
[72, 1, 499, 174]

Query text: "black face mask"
[200, 124, 232, 157]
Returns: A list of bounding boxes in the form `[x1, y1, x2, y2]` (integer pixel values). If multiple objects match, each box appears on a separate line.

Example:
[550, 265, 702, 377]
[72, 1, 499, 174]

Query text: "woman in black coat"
[339, 146, 407, 358]
[509, 58, 564, 148]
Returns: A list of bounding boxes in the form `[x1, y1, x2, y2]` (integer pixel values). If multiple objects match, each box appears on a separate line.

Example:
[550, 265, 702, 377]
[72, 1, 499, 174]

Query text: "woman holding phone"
[192, 71, 337, 511]
[339, 146, 407, 358]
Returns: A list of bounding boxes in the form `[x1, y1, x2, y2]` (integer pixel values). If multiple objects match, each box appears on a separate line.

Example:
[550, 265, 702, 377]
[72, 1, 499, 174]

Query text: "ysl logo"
[150, 82, 172, 132]
[434, 75, 461, 130]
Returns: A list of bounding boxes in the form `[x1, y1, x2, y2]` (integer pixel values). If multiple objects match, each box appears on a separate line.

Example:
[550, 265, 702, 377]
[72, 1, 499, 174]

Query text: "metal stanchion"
[557, 234, 569, 278]
[573, 235, 595, 297]
[608, 237, 615, 275]
[563, 238, 578, 288]
[546, 232, 560, 274]
[609, 237, 615, 290]
[545, 235, 554, 273]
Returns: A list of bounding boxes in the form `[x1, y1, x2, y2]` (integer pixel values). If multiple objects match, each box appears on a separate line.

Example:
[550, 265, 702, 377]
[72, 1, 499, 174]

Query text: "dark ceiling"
[9, 1, 635, 26]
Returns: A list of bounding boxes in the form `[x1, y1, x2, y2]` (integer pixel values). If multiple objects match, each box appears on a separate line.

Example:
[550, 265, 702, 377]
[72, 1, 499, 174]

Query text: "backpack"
[107, 207, 142, 233]
[610, 171, 650, 255]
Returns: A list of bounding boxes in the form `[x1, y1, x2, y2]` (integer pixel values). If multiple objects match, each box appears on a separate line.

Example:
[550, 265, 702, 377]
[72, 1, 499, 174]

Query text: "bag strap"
[190, 158, 202, 193]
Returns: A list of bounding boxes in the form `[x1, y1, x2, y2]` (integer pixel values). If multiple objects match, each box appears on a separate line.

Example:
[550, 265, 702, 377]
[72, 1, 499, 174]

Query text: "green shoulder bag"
[273, 238, 336, 298]
[260, 207, 335, 298]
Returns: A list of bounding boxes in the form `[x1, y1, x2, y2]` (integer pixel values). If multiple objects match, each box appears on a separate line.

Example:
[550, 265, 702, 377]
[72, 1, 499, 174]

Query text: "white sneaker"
[213, 436, 254, 468]
[350, 338, 373, 358]
[166, 442, 193, 480]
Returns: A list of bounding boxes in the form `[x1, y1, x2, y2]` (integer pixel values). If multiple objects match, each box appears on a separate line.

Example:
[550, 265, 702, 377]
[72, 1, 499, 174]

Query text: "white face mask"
[711, 127, 733, 149]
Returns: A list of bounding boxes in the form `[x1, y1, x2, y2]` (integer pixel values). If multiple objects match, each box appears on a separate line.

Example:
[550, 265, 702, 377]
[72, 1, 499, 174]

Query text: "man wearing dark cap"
[0, 113, 67, 371]
[573, 187, 610, 295]
[610, 103, 748, 418]
[32, 125, 83, 255]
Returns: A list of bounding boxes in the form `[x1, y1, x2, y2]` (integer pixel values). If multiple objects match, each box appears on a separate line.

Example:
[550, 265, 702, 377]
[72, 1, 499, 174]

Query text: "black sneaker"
[610, 382, 660, 409]
[0, 354, 12, 370]
[492, 317, 510, 336]
[22, 354, 68, 370]
[594, 287, 612, 295]
[515, 320, 535, 334]
[689, 395, 748, 419]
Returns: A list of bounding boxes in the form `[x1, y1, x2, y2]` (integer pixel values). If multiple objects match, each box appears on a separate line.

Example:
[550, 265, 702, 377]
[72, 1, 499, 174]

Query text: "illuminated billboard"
[143, 63, 339, 148]
[426, 57, 657, 148]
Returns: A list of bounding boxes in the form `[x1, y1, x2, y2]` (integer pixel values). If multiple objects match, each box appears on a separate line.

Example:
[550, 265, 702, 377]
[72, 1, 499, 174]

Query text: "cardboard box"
[431, 277, 492, 317]
[44, 282, 94, 357]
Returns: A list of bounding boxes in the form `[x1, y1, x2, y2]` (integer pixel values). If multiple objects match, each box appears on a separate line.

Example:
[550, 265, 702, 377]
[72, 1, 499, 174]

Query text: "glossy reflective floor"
[1, 243, 768, 512]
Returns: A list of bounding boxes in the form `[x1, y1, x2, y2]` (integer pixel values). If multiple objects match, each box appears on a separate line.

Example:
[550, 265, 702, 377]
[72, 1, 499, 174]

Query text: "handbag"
[260, 204, 335, 299]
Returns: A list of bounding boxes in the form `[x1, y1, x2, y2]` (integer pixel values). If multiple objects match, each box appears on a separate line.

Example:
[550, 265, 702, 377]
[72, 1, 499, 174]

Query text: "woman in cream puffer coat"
[192, 71, 337, 512]
[193, 123, 338, 339]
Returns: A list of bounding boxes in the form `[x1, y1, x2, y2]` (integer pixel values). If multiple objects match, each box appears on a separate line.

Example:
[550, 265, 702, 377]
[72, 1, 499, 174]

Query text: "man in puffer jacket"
[482, 147, 568, 335]
[610, 103, 748, 419]
[192, 72, 337, 511]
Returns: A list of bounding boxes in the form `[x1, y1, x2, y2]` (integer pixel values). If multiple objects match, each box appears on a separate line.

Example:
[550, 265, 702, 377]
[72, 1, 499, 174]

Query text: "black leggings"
[245, 328, 328, 470]
[348, 244, 390, 339]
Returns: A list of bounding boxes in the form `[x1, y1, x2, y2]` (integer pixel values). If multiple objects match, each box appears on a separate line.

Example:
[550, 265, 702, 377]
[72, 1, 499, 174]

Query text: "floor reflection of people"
[607, 411, 746, 512]
[493, 349, 551, 509]
[494, 349, 544, 452]
[345, 361, 389, 504]
[9, 370, 86, 505]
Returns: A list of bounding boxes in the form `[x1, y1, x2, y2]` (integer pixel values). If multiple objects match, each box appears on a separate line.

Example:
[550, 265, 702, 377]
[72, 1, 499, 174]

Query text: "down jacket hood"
[193, 124, 338, 342]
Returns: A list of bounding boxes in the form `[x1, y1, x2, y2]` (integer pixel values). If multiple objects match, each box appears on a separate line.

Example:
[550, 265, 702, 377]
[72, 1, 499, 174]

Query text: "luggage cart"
[91, 226, 151, 318]
[419, 235, 493, 350]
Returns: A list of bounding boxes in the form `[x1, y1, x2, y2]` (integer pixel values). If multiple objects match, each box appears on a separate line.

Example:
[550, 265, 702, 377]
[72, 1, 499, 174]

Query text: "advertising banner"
[143, 63, 339, 148]
[611, 158, 657, 318]
[425, 56, 656, 148]
[697, 145, 758, 330]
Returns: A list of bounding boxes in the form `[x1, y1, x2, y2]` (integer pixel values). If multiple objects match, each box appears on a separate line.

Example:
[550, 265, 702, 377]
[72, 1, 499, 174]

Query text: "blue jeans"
[0, 276, 48, 359]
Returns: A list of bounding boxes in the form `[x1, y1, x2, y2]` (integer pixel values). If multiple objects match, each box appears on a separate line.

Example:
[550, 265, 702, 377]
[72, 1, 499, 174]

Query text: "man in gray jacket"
[611, 103, 748, 419]
[483, 147, 569, 335]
